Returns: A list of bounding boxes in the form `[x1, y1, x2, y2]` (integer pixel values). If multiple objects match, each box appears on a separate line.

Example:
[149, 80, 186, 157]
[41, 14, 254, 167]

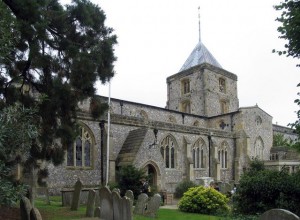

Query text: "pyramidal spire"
[179, 7, 222, 72]
[198, 6, 201, 42]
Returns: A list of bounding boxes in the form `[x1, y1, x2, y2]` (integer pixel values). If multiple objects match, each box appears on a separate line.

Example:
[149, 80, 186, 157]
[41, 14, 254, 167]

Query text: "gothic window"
[254, 137, 264, 159]
[160, 135, 176, 169]
[193, 138, 206, 168]
[220, 100, 229, 114]
[255, 116, 262, 125]
[181, 101, 191, 113]
[219, 78, 226, 93]
[181, 79, 190, 95]
[67, 124, 93, 168]
[218, 142, 228, 169]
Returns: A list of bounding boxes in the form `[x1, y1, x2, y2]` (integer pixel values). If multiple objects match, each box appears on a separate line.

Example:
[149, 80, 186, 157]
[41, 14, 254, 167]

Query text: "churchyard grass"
[135, 209, 221, 220]
[35, 196, 224, 220]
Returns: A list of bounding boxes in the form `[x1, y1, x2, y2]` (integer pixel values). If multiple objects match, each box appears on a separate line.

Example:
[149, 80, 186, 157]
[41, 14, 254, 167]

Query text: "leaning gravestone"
[122, 196, 132, 220]
[99, 186, 113, 220]
[71, 179, 83, 210]
[259, 209, 300, 220]
[30, 207, 43, 220]
[134, 193, 148, 215]
[20, 196, 32, 220]
[85, 189, 96, 217]
[112, 191, 122, 220]
[145, 194, 161, 218]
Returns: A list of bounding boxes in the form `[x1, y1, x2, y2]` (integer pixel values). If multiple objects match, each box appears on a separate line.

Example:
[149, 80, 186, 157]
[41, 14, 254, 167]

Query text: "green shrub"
[174, 180, 197, 198]
[178, 185, 230, 215]
[116, 165, 146, 199]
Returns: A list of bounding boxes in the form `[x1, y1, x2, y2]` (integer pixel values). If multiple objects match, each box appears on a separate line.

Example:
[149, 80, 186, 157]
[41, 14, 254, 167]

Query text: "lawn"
[35, 196, 223, 220]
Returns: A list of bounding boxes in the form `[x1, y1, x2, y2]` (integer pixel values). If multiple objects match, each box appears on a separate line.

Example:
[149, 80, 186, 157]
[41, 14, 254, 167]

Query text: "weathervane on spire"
[198, 6, 201, 42]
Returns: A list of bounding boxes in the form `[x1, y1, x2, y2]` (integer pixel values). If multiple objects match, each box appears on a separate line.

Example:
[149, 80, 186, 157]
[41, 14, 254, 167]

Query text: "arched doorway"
[147, 164, 157, 187]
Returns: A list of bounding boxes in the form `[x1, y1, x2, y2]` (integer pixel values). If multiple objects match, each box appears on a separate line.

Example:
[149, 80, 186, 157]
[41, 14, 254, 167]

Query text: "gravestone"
[259, 209, 300, 220]
[94, 207, 101, 218]
[94, 192, 100, 208]
[20, 196, 32, 220]
[71, 179, 83, 210]
[125, 190, 134, 213]
[122, 196, 132, 220]
[134, 193, 148, 215]
[112, 188, 120, 195]
[30, 207, 43, 220]
[99, 187, 113, 220]
[85, 190, 96, 217]
[112, 191, 122, 220]
[145, 194, 161, 218]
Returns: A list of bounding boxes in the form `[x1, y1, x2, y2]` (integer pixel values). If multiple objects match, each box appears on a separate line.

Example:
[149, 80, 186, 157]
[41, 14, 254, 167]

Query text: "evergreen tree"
[0, 103, 39, 206]
[0, 0, 117, 198]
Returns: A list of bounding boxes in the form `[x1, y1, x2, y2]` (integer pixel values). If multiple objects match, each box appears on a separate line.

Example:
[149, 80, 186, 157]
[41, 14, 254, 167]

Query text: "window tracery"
[67, 124, 93, 168]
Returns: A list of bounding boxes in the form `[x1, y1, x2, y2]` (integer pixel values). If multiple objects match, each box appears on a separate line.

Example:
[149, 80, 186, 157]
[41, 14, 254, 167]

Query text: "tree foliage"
[174, 179, 197, 198]
[0, 103, 39, 206]
[116, 165, 146, 199]
[273, 133, 293, 147]
[0, 0, 117, 182]
[0, 1, 19, 60]
[233, 159, 300, 216]
[273, 0, 300, 60]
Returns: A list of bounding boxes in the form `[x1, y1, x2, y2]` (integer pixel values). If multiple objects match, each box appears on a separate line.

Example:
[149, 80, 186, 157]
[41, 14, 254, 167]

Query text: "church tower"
[166, 9, 239, 117]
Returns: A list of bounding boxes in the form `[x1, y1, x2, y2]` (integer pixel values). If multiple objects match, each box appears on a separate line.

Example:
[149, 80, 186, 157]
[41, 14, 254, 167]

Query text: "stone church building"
[47, 37, 297, 194]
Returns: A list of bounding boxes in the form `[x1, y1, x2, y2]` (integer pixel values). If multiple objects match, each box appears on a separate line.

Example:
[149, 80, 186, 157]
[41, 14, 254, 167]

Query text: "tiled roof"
[180, 41, 222, 71]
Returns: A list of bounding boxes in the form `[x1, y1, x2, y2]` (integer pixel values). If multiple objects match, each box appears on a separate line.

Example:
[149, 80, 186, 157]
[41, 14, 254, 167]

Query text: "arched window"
[255, 116, 262, 125]
[160, 135, 176, 169]
[67, 124, 93, 168]
[181, 79, 190, 94]
[193, 138, 206, 168]
[254, 137, 264, 159]
[218, 142, 228, 169]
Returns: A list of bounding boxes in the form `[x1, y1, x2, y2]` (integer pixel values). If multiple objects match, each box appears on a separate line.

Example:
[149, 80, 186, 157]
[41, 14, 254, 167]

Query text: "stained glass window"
[66, 125, 93, 168]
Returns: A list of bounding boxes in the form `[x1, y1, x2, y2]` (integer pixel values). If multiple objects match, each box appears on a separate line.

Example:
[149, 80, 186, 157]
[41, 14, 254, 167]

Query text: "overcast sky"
[63, 0, 299, 127]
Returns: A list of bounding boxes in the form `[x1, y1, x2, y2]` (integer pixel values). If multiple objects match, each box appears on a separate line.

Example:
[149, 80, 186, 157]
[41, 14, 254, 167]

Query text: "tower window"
[181, 79, 190, 94]
[219, 78, 226, 93]
[220, 100, 229, 114]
